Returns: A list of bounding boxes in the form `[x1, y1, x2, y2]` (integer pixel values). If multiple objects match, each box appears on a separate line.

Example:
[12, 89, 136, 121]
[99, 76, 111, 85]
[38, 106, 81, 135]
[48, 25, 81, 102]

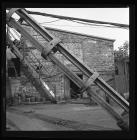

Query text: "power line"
[70, 20, 128, 29]
[35, 18, 127, 29]
[26, 10, 129, 29]
[19, 18, 119, 29]
[12, 13, 127, 29]
[41, 23, 117, 28]
[19, 22, 127, 29]
[38, 21, 127, 29]
[39, 19, 61, 24]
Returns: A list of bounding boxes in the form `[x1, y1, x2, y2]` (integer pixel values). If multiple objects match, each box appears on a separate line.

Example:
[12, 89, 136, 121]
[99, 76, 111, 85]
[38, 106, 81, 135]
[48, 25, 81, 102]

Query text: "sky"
[11, 8, 129, 50]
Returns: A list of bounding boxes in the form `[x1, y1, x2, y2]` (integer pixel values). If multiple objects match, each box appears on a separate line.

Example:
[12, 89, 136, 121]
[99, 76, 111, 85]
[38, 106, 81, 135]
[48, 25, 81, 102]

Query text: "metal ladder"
[6, 8, 129, 130]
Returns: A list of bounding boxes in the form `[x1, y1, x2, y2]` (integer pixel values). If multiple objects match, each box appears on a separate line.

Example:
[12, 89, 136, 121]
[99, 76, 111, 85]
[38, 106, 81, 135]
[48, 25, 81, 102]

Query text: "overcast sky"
[12, 8, 129, 50]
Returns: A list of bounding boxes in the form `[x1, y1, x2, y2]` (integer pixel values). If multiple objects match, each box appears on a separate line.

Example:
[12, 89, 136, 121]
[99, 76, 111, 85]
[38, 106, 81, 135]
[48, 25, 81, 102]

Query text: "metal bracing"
[7, 34, 56, 102]
[6, 8, 129, 130]
[13, 9, 129, 113]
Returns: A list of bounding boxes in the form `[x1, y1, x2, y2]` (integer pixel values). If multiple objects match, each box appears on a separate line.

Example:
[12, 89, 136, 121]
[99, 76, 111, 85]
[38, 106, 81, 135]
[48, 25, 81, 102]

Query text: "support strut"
[6, 8, 129, 130]
[13, 8, 129, 112]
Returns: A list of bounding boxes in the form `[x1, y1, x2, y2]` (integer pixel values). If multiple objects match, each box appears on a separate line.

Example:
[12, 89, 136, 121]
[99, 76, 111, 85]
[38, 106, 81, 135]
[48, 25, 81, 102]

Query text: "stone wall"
[82, 38, 114, 72]
[17, 25, 115, 101]
[45, 28, 115, 72]
[22, 25, 115, 73]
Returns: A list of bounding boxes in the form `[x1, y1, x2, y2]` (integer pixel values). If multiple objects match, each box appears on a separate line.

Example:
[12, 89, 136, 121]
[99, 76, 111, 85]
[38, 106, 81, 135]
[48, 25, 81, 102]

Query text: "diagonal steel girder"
[14, 8, 129, 113]
[7, 35, 57, 102]
[6, 16, 128, 130]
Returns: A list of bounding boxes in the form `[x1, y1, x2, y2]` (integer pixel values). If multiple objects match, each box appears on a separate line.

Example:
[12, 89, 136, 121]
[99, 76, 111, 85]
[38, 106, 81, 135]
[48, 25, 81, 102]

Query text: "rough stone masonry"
[11, 25, 116, 103]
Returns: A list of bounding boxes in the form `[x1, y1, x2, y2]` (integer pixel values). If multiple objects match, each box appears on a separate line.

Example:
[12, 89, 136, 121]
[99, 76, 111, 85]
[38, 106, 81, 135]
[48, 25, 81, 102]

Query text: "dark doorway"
[8, 58, 20, 77]
[11, 58, 21, 77]
[70, 74, 83, 99]
[8, 67, 16, 77]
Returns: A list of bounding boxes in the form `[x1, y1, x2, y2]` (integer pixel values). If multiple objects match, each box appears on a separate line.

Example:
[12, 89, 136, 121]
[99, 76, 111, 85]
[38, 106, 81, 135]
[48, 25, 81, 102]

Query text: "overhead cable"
[26, 10, 129, 29]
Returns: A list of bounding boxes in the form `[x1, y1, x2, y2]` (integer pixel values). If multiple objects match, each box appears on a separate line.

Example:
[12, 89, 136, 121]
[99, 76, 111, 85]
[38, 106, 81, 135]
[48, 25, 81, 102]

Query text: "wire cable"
[39, 19, 61, 24]
[34, 18, 128, 29]
[26, 10, 129, 29]
[12, 12, 128, 29]
[69, 20, 128, 29]
[41, 23, 123, 29]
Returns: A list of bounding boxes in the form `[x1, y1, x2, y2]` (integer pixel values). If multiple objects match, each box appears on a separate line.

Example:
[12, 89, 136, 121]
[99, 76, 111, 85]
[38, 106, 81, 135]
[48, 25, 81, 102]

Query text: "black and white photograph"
[2, 6, 135, 138]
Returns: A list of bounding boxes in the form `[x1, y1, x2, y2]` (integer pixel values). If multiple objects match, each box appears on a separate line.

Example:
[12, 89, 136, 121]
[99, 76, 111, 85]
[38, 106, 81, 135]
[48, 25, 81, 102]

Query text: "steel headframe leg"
[6, 11, 129, 130]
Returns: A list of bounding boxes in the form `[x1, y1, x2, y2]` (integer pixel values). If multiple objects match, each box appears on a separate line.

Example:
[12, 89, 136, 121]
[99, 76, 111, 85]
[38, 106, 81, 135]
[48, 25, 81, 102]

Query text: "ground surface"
[6, 102, 124, 131]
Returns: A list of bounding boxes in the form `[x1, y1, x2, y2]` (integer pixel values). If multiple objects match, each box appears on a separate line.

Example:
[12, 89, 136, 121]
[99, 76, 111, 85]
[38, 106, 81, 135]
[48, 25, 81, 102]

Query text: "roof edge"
[44, 26, 115, 42]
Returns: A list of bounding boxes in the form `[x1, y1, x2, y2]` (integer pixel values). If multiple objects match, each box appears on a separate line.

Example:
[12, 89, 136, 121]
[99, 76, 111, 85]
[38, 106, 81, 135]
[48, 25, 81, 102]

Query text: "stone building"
[8, 25, 115, 102]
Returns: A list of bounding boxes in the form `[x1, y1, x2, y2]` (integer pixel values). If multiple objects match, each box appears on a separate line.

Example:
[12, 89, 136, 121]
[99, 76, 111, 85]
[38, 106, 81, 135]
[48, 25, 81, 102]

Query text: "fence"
[114, 75, 129, 94]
